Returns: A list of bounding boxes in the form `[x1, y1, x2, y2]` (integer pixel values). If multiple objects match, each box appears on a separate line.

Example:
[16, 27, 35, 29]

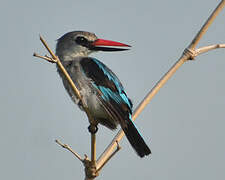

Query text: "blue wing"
[80, 57, 151, 157]
[80, 57, 133, 122]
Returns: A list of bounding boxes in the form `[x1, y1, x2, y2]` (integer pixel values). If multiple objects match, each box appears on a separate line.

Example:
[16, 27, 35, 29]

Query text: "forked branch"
[34, 37, 98, 179]
[196, 44, 225, 56]
[55, 139, 83, 162]
[34, 1, 225, 179]
[96, 0, 225, 170]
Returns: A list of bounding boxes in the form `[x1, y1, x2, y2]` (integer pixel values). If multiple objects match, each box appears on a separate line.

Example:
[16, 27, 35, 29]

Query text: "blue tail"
[122, 118, 151, 157]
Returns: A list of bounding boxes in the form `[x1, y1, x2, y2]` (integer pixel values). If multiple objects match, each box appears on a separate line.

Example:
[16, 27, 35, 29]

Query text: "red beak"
[93, 39, 131, 47]
[91, 39, 131, 52]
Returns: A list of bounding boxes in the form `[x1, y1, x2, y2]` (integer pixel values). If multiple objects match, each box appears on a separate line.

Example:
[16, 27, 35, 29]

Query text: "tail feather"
[96, 94, 151, 157]
[122, 119, 151, 158]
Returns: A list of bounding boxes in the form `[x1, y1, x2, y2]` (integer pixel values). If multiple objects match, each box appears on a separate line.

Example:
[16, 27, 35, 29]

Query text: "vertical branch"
[41, 35, 98, 163]
[36, 36, 99, 179]
[91, 133, 96, 163]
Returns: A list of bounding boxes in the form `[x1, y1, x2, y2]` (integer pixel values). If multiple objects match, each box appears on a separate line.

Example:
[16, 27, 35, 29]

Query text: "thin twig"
[189, 0, 225, 50]
[96, 141, 121, 172]
[196, 44, 225, 55]
[55, 138, 98, 180]
[34, 36, 98, 179]
[33, 53, 56, 63]
[55, 139, 83, 162]
[40, 36, 83, 101]
[96, 0, 225, 169]
[39, 36, 57, 59]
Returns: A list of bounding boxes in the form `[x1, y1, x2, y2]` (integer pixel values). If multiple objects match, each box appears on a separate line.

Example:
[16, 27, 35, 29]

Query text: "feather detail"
[80, 57, 151, 157]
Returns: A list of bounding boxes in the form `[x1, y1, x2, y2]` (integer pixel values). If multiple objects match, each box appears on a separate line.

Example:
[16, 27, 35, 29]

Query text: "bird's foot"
[88, 124, 98, 134]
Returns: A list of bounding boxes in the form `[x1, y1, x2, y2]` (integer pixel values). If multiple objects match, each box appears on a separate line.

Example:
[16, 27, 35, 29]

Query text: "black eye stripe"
[75, 36, 89, 46]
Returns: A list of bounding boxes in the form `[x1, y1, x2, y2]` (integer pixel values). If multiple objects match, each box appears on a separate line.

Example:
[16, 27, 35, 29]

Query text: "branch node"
[33, 52, 57, 63]
[83, 157, 99, 179]
[115, 140, 121, 150]
[183, 48, 197, 60]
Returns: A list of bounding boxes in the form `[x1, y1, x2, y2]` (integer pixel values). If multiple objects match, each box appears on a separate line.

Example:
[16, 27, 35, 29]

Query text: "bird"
[55, 31, 151, 157]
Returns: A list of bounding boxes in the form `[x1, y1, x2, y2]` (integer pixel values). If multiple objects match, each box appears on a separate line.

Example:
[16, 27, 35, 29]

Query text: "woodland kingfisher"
[56, 31, 151, 157]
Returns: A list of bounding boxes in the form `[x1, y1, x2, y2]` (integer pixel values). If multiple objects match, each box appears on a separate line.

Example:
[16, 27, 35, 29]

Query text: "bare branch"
[55, 138, 99, 180]
[34, 1, 225, 179]
[96, 141, 121, 172]
[55, 139, 83, 162]
[96, 0, 225, 169]
[91, 133, 97, 163]
[33, 53, 57, 63]
[39, 36, 57, 59]
[189, 0, 225, 50]
[96, 54, 189, 169]
[196, 44, 225, 55]
[34, 36, 83, 101]
[35, 35, 98, 179]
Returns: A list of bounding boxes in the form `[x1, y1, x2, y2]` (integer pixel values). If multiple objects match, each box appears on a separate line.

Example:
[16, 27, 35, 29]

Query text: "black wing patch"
[80, 57, 118, 93]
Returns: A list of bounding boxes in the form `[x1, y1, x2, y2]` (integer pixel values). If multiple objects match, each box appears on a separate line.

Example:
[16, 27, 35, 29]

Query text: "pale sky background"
[1, 0, 225, 179]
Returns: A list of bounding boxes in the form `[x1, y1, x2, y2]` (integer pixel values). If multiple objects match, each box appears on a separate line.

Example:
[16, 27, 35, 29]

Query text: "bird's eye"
[75, 36, 88, 45]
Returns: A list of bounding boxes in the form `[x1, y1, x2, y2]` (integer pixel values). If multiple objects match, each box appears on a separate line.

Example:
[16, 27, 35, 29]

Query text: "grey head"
[56, 31, 98, 61]
[56, 30, 131, 61]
